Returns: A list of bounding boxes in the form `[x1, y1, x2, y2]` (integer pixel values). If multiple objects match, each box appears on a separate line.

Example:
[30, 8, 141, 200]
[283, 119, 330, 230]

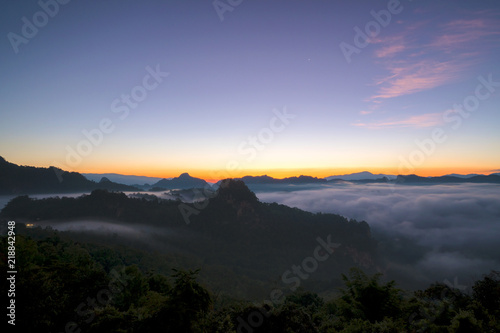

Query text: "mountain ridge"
[1, 179, 377, 297]
[152, 172, 209, 189]
[83, 173, 164, 186]
[0, 156, 139, 195]
[325, 171, 397, 181]
[220, 173, 500, 186]
[2, 157, 499, 195]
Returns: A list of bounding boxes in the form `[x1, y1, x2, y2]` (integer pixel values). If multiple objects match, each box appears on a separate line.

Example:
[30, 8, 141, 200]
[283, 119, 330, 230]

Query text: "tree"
[145, 269, 212, 332]
[337, 267, 403, 323]
[472, 271, 500, 317]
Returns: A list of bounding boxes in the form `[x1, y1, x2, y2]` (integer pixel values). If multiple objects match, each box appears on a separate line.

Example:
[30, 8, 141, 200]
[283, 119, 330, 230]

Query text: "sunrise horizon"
[2, 155, 498, 183]
[66, 166, 500, 182]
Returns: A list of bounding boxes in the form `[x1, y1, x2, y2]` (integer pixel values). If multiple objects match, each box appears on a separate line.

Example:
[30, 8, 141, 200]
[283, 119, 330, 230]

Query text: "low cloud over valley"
[256, 183, 500, 289]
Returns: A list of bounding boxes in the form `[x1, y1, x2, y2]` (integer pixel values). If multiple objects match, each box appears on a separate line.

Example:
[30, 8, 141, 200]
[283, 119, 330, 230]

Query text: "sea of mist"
[2, 183, 499, 290]
[255, 183, 500, 289]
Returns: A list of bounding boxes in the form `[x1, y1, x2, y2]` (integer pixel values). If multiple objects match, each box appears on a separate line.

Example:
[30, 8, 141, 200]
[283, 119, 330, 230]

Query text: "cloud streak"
[353, 112, 443, 129]
[370, 16, 500, 101]
[374, 43, 406, 59]
[359, 110, 373, 115]
[370, 59, 465, 100]
[430, 19, 500, 52]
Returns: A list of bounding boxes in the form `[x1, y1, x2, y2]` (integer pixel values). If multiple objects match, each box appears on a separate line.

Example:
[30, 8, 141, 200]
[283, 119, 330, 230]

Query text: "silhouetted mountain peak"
[216, 179, 258, 204]
[152, 172, 208, 189]
[326, 171, 397, 181]
[99, 177, 112, 183]
[0, 157, 139, 194]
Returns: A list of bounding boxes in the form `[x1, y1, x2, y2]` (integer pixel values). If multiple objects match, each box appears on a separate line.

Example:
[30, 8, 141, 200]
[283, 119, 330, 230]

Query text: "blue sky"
[1, 0, 499, 180]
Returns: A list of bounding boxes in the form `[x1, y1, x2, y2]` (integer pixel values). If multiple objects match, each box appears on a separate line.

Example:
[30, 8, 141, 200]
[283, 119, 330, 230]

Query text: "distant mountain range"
[151, 173, 209, 190]
[326, 171, 397, 181]
[225, 172, 500, 185]
[394, 174, 500, 184]
[83, 170, 500, 185]
[1, 156, 499, 195]
[83, 173, 164, 186]
[0, 156, 139, 195]
[82, 173, 212, 190]
[325, 171, 500, 181]
[444, 173, 496, 178]
[218, 175, 328, 186]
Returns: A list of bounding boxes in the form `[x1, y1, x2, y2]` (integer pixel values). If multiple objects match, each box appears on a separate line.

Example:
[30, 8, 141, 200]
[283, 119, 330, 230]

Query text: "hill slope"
[1, 179, 378, 297]
[0, 156, 139, 194]
[83, 173, 163, 186]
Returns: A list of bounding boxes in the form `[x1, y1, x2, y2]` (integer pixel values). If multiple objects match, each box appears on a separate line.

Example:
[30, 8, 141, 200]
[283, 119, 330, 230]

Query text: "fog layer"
[256, 183, 500, 288]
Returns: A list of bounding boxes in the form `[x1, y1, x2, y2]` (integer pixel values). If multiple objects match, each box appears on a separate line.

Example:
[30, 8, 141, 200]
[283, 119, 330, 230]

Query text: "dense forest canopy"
[1, 225, 499, 332]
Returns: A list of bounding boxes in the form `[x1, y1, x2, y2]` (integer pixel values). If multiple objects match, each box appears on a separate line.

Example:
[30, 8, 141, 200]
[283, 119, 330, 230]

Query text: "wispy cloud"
[375, 44, 406, 58]
[373, 33, 408, 59]
[370, 15, 500, 101]
[359, 110, 373, 115]
[370, 59, 465, 100]
[353, 112, 443, 129]
[430, 19, 500, 52]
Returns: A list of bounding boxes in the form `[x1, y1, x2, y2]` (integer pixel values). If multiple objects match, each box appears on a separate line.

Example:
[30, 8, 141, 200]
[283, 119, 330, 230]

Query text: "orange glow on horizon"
[78, 166, 497, 182]
[3, 155, 496, 182]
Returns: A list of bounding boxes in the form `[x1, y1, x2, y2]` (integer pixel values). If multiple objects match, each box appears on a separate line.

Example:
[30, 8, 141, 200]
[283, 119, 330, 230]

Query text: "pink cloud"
[359, 110, 373, 115]
[371, 59, 465, 100]
[353, 113, 444, 129]
[369, 17, 499, 101]
[430, 19, 500, 52]
[375, 44, 406, 58]
[446, 19, 487, 29]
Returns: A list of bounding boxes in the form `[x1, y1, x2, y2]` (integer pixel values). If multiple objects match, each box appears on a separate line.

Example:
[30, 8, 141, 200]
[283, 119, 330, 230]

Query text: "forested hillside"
[1, 180, 378, 298]
[1, 226, 498, 332]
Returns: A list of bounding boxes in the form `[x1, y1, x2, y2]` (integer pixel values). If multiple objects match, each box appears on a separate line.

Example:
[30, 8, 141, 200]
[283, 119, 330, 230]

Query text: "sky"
[1, 0, 499, 181]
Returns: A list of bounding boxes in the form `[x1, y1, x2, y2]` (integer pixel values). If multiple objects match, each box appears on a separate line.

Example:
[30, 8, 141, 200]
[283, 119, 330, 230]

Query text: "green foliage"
[140, 269, 212, 332]
[448, 310, 483, 333]
[1, 190, 186, 225]
[471, 270, 500, 317]
[337, 267, 403, 323]
[112, 265, 149, 311]
[1, 223, 499, 332]
[146, 272, 171, 294]
[0, 233, 214, 332]
[285, 289, 324, 312]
